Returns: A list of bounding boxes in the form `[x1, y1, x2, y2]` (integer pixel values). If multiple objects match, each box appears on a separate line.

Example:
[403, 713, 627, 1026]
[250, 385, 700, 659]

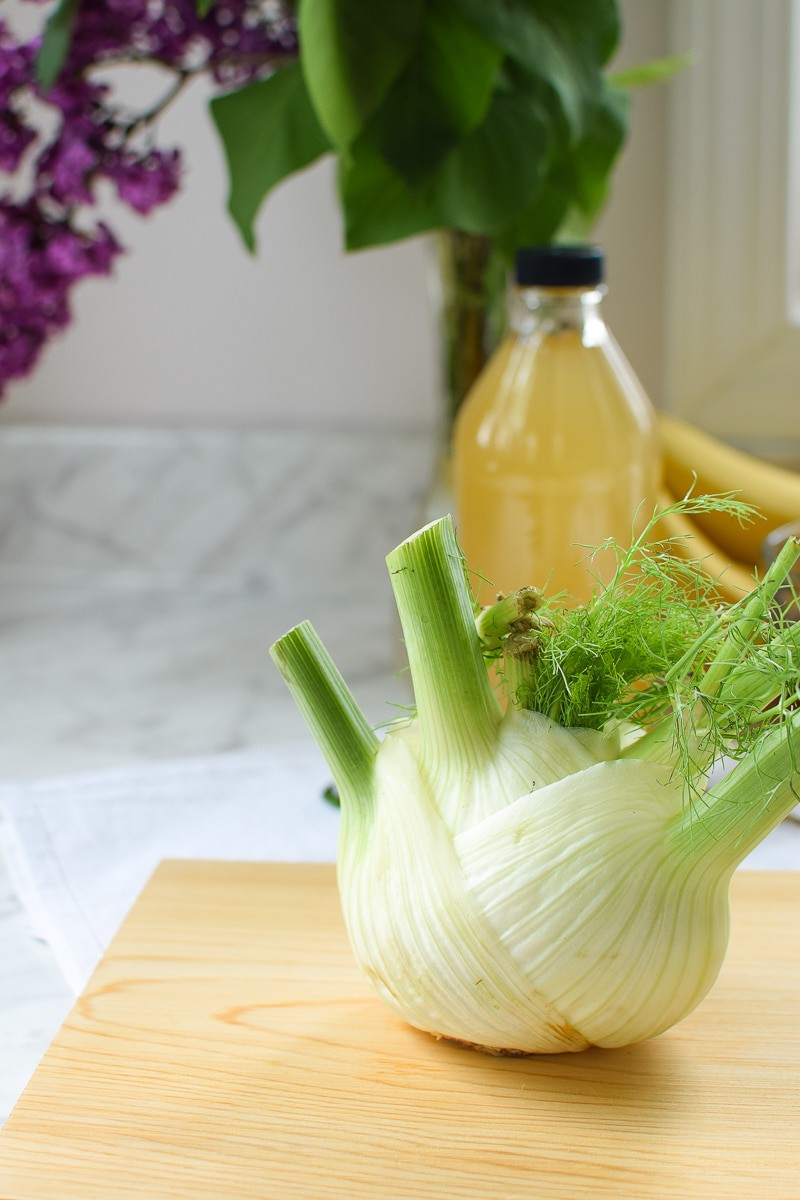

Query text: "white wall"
[596, 1, 669, 408]
[1, 86, 441, 429]
[1, 0, 669, 428]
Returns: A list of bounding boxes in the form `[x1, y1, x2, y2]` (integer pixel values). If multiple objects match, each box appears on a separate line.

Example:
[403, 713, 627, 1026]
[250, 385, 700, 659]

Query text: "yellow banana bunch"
[654, 415, 800, 604]
[659, 414, 800, 563]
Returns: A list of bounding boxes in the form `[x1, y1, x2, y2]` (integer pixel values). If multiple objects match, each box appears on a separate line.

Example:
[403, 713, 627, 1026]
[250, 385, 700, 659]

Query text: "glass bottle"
[453, 245, 660, 605]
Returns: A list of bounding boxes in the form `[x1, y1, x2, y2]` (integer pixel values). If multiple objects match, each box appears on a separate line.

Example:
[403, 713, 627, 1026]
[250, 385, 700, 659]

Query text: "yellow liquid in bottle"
[453, 314, 660, 605]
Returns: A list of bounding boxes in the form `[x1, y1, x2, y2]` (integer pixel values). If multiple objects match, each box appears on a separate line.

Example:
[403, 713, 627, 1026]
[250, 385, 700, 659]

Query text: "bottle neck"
[510, 285, 608, 346]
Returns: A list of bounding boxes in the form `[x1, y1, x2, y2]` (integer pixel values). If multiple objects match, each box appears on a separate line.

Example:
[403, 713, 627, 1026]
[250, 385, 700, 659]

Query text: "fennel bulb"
[271, 505, 800, 1054]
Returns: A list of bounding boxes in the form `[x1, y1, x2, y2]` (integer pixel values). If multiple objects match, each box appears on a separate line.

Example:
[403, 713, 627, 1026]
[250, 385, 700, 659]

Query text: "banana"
[654, 489, 757, 605]
[659, 413, 800, 566]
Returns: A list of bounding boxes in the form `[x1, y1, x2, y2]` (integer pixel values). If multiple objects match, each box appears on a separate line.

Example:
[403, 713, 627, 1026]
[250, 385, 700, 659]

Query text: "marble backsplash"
[0, 426, 436, 779]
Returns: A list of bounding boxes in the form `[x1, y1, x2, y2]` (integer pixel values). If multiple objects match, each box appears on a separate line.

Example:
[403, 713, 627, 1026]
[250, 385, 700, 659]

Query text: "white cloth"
[0, 744, 338, 993]
[1, 749, 798, 996]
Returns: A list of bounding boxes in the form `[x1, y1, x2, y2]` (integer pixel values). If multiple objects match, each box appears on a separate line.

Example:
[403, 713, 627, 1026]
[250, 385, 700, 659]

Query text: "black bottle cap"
[514, 245, 605, 287]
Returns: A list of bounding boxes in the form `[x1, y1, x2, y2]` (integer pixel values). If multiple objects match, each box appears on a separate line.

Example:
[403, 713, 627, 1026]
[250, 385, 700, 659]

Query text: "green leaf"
[424, 0, 504, 135]
[210, 63, 332, 254]
[298, 0, 425, 149]
[431, 90, 551, 235]
[338, 137, 440, 250]
[549, 85, 628, 225]
[366, 74, 461, 188]
[494, 182, 570, 258]
[36, 0, 81, 92]
[448, 0, 620, 138]
[195, 0, 216, 15]
[535, 0, 620, 67]
[341, 84, 557, 250]
[568, 86, 628, 219]
[340, 85, 553, 249]
[494, 82, 627, 256]
[322, 783, 341, 807]
[450, 0, 620, 70]
[366, 0, 502, 186]
[610, 53, 691, 91]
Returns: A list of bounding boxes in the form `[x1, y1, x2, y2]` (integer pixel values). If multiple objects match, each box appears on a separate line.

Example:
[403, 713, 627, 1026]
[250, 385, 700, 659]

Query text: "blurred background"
[3, 0, 796, 460]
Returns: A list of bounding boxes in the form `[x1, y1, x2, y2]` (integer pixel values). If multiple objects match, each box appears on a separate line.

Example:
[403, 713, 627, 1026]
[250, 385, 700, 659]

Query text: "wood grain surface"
[0, 863, 798, 1199]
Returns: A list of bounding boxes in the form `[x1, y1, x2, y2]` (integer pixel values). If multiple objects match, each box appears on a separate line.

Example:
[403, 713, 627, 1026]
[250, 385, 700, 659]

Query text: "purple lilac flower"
[0, 198, 122, 389]
[0, 111, 36, 172]
[109, 148, 182, 214]
[0, 2, 298, 398]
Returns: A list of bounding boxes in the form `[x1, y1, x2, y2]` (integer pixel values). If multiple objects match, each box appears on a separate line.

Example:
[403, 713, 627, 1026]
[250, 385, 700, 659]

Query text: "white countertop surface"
[1, 424, 797, 1127]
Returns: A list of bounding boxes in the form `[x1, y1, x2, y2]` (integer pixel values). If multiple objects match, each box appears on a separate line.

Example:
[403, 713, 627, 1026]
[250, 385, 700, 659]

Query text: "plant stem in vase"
[426, 231, 508, 517]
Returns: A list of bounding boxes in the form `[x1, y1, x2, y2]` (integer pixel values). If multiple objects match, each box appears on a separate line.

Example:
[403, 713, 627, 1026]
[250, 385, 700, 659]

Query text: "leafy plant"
[211, 0, 636, 256]
[207, 0, 681, 415]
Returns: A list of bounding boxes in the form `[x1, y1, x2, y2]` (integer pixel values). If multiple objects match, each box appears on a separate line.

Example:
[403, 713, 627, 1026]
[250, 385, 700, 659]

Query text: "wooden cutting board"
[0, 863, 798, 1199]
